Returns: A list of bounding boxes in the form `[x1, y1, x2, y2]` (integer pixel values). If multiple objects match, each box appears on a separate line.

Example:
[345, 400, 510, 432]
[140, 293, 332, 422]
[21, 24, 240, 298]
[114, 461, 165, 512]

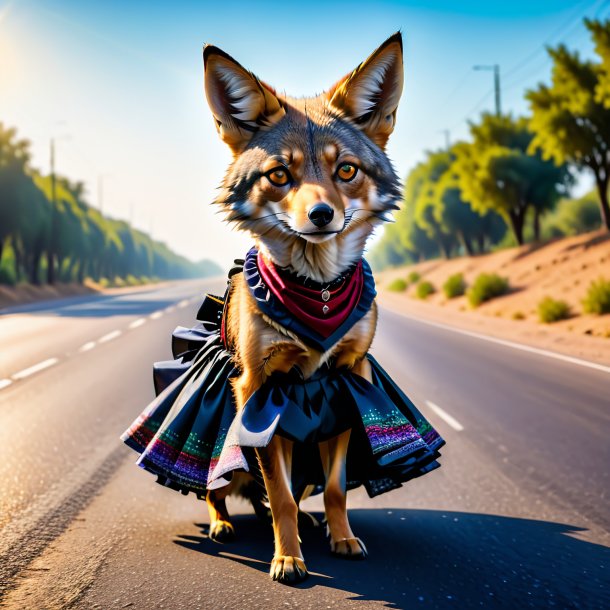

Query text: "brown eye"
[336, 163, 358, 182]
[265, 167, 291, 187]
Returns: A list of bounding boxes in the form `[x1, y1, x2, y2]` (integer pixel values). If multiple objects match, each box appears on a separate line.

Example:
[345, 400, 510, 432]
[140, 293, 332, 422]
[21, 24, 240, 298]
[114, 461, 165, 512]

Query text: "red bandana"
[257, 253, 364, 339]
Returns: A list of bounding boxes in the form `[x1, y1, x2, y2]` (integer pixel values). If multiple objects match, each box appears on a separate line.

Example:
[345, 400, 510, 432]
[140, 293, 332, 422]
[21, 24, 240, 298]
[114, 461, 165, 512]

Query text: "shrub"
[442, 273, 466, 299]
[387, 278, 408, 292]
[467, 273, 509, 307]
[407, 271, 421, 284]
[415, 280, 435, 299]
[512, 311, 526, 320]
[582, 278, 610, 315]
[538, 297, 571, 323]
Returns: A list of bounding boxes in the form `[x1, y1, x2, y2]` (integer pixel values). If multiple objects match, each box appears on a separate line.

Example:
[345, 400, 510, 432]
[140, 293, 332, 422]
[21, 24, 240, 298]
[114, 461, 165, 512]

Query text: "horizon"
[1, 0, 608, 268]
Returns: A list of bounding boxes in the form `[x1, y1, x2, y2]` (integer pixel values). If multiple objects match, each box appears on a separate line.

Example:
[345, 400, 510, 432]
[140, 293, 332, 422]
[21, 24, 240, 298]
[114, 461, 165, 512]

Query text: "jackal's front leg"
[318, 357, 371, 560]
[256, 436, 307, 584]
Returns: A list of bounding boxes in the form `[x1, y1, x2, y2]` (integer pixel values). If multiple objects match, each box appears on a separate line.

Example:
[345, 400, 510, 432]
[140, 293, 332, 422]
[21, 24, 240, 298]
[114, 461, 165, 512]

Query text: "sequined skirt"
[121, 300, 445, 498]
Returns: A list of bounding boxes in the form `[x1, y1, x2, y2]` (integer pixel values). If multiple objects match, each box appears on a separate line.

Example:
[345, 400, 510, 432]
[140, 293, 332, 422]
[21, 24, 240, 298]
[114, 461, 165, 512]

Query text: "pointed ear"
[328, 32, 404, 149]
[203, 45, 285, 153]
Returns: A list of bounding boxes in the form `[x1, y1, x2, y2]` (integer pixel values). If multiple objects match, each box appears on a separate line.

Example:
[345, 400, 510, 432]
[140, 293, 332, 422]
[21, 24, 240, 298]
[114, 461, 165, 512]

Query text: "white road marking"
[98, 330, 122, 343]
[129, 318, 146, 329]
[386, 308, 610, 375]
[150, 311, 163, 320]
[78, 341, 97, 352]
[12, 358, 59, 380]
[177, 299, 190, 309]
[425, 400, 464, 432]
[0, 378, 13, 390]
[165, 306, 176, 314]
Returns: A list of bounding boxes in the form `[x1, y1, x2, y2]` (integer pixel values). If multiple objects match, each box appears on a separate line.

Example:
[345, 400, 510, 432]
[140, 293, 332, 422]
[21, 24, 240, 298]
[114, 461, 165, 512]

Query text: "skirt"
[121, 296, 445, 499]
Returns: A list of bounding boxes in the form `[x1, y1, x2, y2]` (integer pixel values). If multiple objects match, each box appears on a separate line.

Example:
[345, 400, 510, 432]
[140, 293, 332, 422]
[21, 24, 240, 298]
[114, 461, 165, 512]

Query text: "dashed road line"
[425, 400, 464, 432]
[150, 311, 163, 320]
[129, 318, 146, 329]
[177, 299, 190, 309]
[12, 358, 59, 381]
[78, 341, 96, 353]
[0, 378, 13, 390]
[98, 330, 122, 344]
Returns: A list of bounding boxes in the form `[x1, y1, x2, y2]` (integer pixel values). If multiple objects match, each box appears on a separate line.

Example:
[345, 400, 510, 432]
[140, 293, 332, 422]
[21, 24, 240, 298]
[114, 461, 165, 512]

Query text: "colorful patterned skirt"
[121, 298, 445, 498]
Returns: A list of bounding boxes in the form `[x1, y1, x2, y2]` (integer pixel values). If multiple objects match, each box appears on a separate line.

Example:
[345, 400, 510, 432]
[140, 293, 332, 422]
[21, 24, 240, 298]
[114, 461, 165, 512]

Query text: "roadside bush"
[415, 280, 435, 299]
[407, 271, 421, 284]
[582, 278, 610, 315]
[442, 273, 466, 299]
[538, 297, 571, 323]
[467, 273, 509, 307]
[387, 278, 408, 292]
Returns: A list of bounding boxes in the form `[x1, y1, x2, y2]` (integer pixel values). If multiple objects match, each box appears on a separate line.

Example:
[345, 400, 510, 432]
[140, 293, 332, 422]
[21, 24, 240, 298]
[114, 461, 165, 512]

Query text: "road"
[0, 279, 608, 609]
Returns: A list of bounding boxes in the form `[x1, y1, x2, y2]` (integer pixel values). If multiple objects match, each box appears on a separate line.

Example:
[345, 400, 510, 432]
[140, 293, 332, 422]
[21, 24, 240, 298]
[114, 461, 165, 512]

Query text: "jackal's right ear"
[203, 45, 285, 154]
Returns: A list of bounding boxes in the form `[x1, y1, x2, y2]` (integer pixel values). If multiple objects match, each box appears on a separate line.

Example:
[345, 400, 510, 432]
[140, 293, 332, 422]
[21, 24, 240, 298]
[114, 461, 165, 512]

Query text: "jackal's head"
[203, 33, 404, 282]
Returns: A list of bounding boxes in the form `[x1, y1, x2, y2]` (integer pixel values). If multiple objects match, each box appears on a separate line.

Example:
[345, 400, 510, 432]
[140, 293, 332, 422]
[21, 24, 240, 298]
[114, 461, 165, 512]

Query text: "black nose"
[308, 203, 334, 228]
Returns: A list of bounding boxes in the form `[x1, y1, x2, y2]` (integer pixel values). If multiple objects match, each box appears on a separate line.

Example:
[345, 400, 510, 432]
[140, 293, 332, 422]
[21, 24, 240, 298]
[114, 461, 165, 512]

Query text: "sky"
[1, 0, 608, 269]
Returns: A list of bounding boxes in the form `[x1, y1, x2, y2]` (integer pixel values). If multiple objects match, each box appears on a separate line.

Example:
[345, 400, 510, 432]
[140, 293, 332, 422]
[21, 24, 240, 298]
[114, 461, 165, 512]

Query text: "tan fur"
[202, 33, 404, 584]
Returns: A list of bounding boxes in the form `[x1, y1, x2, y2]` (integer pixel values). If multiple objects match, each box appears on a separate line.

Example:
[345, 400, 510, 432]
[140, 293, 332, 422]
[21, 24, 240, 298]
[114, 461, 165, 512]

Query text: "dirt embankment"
[377, 230, 610, 365]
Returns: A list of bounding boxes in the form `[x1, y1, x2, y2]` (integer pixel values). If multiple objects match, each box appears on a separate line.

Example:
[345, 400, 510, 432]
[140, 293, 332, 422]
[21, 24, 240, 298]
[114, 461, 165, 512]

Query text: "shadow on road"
[175, 508, 608, 609]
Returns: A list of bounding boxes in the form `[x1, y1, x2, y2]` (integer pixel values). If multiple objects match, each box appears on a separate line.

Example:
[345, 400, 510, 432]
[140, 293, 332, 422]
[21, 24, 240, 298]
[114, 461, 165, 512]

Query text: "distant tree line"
[370, 18, 610, 270]
[0, 124, 221, 285]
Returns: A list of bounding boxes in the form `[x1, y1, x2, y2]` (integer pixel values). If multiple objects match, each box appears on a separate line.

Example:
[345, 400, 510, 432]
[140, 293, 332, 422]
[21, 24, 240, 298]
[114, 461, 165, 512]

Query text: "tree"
[587, 18, 610, 107]
[527, 36, 610, 230]
[454, 114, 569, 244]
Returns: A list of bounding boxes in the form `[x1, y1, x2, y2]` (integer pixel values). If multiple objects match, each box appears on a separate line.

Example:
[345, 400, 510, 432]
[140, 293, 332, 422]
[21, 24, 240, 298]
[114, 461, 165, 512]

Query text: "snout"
[308, 203, 334, 228]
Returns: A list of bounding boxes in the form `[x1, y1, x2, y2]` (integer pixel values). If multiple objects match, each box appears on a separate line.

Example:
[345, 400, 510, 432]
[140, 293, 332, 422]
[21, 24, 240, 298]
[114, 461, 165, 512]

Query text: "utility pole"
[97, 174, 111, 214]
[47, 134, 70, 284]
[48, 139, 58, 284]
[473, 64, 501, 116]
[439, 129, 451, 149]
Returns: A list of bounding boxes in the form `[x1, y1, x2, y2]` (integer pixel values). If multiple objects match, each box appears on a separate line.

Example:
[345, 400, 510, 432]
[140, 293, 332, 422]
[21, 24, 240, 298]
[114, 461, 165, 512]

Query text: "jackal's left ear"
[328, 32, 404, 149]
[203, 45, 285, 154]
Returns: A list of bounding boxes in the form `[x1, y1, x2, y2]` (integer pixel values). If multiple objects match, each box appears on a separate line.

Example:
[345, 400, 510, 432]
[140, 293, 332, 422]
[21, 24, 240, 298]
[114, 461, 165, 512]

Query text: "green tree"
[527, 35, 610, 230]
[454, 114, 569, 244]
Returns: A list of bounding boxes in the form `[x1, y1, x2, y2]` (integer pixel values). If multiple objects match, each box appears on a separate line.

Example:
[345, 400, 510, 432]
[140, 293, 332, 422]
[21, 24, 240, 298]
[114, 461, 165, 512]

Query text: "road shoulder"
[378, 290, 610, 367]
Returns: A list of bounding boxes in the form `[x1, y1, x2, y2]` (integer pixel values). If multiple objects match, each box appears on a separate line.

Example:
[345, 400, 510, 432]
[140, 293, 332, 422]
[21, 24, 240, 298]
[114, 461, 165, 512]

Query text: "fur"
[202, 32, 404, 584]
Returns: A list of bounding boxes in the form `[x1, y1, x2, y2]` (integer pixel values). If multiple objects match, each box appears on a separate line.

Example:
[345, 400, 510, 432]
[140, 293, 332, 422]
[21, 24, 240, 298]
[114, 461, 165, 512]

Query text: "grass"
[415, 280, 435, 299]
[407, 270, 421, 284]
[387, 278, 408, 292]
[442, 273, 466, 299]
[582, 278, 610, 315]
[467, 273, 509, 308]
[537, 297, 571, 323]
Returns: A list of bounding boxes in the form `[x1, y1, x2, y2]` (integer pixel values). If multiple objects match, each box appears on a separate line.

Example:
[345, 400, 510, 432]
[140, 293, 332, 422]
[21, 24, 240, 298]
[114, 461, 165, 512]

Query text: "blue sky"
[1, 0, 607, 268]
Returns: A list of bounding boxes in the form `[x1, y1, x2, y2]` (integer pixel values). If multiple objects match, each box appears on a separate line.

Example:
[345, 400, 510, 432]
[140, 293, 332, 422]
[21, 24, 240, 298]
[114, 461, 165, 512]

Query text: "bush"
[407, 271, 421, 284]
[538, 297, 571, 323]
[442, 273, 466, 298]
[387, 278, 408, 292]
[582, 278, 610, 315]
[467, 273, 509, 307]
[415, 280, 435, 299]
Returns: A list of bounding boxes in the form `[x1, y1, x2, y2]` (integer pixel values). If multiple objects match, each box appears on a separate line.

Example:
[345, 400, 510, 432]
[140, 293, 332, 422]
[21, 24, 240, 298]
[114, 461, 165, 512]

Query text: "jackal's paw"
[270, 556, 308, 584]
[298, 509, 321, 529]
[330, 537, 368, 559]
[208, 520, 235, 543]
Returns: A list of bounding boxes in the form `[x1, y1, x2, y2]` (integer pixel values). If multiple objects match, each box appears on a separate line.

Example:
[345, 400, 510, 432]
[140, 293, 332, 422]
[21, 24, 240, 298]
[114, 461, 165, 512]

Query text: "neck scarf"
[242, 247, 376, 352]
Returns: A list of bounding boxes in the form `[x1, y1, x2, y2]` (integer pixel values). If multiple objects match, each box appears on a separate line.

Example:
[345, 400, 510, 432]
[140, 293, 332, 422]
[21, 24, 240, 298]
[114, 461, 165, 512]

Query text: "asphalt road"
[0, 279, 608, 609]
